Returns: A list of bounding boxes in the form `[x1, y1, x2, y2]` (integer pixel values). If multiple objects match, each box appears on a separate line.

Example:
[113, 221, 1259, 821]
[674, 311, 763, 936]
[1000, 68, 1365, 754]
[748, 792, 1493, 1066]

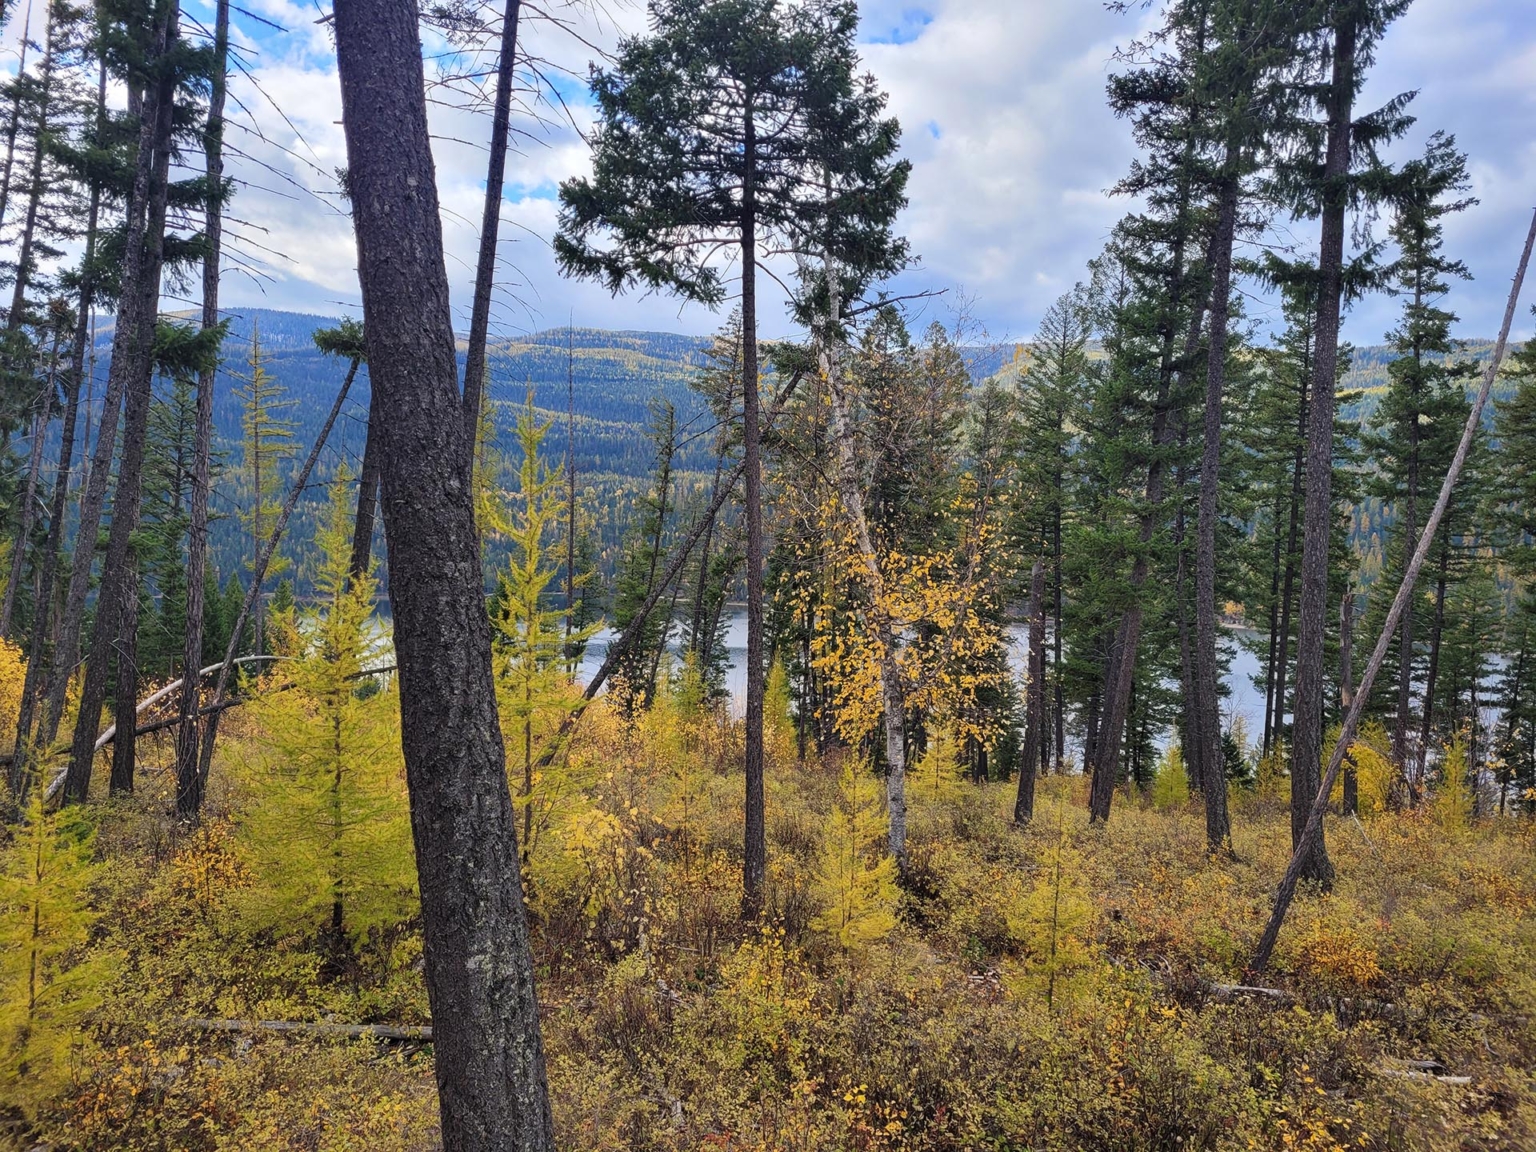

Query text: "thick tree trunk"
[1252, 204, 1534, 974]
[333, 1, 555, 1146]
[60, 0, 180, 804]
[1015, 559, 1045, 824]
[460, 0, 523, 440]
[740, 108, 767, 914]
[173, 0, 229, 808]
[1193, 174, 1238, 853]
[1288, 14, 1358, 888]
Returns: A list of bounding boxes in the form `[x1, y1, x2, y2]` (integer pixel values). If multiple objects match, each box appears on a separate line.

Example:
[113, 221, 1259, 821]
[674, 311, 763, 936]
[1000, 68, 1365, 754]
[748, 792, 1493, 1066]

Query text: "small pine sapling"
[234, 467, 415, 947]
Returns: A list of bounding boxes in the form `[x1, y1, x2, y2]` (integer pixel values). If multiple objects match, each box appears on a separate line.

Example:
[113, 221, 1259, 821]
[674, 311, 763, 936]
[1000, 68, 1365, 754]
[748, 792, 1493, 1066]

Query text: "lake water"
[577, 608, 1267, 747]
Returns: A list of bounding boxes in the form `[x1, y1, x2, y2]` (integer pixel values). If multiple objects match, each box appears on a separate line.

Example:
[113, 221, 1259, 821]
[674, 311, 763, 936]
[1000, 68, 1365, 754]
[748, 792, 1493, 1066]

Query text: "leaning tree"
[555, 0, 907, 912]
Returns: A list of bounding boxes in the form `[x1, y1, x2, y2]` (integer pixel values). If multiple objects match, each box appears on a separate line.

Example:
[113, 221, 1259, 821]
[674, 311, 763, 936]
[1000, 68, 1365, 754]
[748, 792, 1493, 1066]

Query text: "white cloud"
[6, 0, 1533, 346]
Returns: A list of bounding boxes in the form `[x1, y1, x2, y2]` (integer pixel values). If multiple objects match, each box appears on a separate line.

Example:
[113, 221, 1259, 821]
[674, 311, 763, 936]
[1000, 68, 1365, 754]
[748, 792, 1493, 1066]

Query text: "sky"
[5, 0, 1536, 349]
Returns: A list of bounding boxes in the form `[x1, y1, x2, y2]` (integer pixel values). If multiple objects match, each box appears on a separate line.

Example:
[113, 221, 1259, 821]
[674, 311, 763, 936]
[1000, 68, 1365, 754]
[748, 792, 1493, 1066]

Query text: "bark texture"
[1288, 13, 1358, 888]
[1252, 205, 1535, 974]
[333, 1, 555, 1146]
[1015, 559, 1045, 824]
[1193, 175, 1238, 853]
[174, 0, 229, 811]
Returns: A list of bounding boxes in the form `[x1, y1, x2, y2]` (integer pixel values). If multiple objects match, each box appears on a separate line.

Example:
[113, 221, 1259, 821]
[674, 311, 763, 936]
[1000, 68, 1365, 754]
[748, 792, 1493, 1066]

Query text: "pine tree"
[1013, 287, 1093, 772]
[1358, 132, 1477, 771]
[1276, 0, 1414, 885]
[556, 0, 908, 912]
[610, 399, 677, 707]
[811, 762, 897, 953]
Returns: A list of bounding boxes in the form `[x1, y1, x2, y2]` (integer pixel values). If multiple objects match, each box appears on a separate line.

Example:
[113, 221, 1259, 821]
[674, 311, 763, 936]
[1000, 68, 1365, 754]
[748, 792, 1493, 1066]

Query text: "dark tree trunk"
[6, 57, 101, 793]
[1193, 173, 1238, 853]
[1393, 274, 1424, 767]
[740, 104, 767, 914]
[0, 329, 58, 639]
[333, 0, 555, 1146]
[460, 0, 523, 440]
[4, 1, 54, 331]
[1288, 13, 1358, 888]
[1340, 590, 1356, 815]
[174, 0, 229, 809]
[1417, 527, 1450, 791]
[1271, 359, 1309, 757]
[1015, 559, 1045, 824]
[61, 0, 180, 804]
[349, 406, 381, 582]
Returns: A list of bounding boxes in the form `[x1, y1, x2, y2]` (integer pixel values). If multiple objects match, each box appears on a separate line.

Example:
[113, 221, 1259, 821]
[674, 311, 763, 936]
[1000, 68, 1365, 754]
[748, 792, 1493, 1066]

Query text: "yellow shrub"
[0, 636, 24, 753]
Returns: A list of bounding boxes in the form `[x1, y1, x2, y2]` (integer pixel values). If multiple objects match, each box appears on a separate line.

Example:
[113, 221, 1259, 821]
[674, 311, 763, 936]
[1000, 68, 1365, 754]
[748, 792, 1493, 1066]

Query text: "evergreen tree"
[1358, 132, 1477, 771]
[1273, 0, 1414, 885]
[1013, 287, 1093, 772]
[556, 0, 908, 910]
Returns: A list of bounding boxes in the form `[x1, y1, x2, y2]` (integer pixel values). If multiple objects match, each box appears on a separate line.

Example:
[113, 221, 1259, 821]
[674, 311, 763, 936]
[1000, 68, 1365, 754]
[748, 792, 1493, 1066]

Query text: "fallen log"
[185, 1018, 432, 1042]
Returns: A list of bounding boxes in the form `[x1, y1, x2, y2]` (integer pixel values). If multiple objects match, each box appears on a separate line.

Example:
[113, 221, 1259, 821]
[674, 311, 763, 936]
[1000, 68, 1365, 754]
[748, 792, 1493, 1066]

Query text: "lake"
[577, 608, 1268, 750]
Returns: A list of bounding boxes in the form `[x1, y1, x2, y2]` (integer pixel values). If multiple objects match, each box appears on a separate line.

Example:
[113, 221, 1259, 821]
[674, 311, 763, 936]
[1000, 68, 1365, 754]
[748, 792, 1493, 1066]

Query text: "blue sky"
[5, 0, 1535, 350]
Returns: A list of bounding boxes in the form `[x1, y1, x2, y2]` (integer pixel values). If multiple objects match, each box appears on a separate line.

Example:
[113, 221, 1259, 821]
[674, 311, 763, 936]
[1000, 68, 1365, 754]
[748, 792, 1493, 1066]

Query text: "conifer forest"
[4, 0, 1536, 1147]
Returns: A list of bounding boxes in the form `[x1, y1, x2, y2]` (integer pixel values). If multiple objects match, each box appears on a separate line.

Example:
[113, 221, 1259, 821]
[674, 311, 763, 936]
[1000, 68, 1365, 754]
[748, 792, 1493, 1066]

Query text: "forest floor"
[7, 701, 1536, 1151]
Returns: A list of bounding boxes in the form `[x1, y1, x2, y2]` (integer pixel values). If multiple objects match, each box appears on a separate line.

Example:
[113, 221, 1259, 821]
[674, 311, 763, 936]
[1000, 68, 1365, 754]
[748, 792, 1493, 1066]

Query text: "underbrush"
[4, 701, 1534, 1150]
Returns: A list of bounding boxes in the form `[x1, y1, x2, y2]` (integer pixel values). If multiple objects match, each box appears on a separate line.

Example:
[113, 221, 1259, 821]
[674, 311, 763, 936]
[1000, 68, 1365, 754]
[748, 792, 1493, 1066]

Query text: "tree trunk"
[1393, 274, 1423, 767]
[0, 0, 32, 236]
[0, 329, 58, 639]
[349, 408, 381, 582]
[333, 0, 555, 1145]
[1015, 559, 1045, 824]
[173, 0, 229, 809]
[60, 0, 180, 804]
[1251, 204, 1534, 974]
[1416, 529, 1449, 790]
[740, 102, 767, 914]
[1287, 13, 1357, 888]
[185, 355, 360, 814]
[4, 0, 55, 332]
[460, 0, 523, 439]
[1193, 173, 1238, 853]
[1340, 591, 1356, 815]
[1261, 485, 1284, 756]
[6, 57, 102, 794]
[1051, 457, 1064, 771]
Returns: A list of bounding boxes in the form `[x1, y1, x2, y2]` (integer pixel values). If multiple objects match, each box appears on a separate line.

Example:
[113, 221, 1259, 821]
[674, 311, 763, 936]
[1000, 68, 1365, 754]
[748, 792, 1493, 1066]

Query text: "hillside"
[86, 308, 1502, 598]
